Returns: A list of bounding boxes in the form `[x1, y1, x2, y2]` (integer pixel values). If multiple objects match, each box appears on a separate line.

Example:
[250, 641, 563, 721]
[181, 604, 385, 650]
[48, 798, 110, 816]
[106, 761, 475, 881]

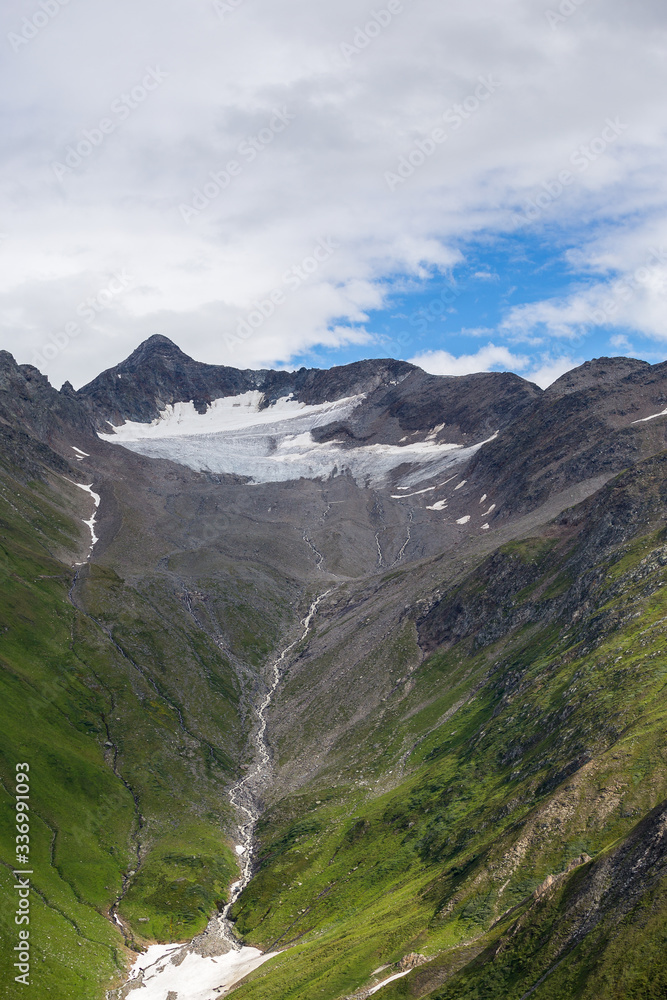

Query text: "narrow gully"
[221, 589, 333, 944]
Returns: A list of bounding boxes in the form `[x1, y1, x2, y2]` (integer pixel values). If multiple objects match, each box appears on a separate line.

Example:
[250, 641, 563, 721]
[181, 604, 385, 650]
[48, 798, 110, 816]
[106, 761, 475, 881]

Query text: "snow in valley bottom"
[122, 944, 279, 999]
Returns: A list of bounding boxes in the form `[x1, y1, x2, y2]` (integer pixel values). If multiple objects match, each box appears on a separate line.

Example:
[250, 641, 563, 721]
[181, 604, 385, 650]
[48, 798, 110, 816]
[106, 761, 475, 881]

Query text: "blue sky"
[1, 0, 666, 388]
[294, 227, 667, 384]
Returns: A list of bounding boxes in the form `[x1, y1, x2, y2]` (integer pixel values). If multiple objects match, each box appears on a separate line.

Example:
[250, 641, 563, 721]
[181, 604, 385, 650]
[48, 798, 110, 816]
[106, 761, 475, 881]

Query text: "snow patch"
[129, 943, 182, 975]
[71, 446, 90, 457]
[481, 523, 490, 530]
[454, 480, 467, 491]
[479, 494, 487, 503]
[235, 844, 245, 856]
[391, 486, 437, 499]
[426, 499, 448, 511]
[125, 944, 279, 1000]
[482, 504, 496, 517]
[426, 422, 445, 440]
[456, 515, 471, 525]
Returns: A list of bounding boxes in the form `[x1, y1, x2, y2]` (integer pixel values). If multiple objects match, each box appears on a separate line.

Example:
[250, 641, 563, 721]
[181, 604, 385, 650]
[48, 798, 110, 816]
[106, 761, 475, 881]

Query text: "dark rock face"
[544, 356, 652, 398]
[467, 356, 667, 517]
[417, 541, 555, 653]
[555, 796, 667, 948]
[383, 370, 541, 437]
[285, 358, 416, 407]
[0, 351, 93, 477]
[418, 450, 667, 655]
[311, 369, 541, 448]
[0, 351, 91, 439]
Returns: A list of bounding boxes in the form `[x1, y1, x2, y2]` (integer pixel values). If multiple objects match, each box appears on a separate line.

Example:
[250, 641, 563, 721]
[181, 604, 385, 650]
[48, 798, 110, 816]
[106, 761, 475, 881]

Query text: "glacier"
[99, 392, 493, 488]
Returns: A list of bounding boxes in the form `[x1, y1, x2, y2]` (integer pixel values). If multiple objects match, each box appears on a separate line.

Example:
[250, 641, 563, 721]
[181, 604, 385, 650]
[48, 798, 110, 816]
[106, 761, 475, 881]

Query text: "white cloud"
[0, 0, 666, 384]
[524, 355, 582, 389]
[410, 343, 579, 388]
[409, 343, 528, 377]
[500, 239, 667, 343]
[610, 334, 633, 352]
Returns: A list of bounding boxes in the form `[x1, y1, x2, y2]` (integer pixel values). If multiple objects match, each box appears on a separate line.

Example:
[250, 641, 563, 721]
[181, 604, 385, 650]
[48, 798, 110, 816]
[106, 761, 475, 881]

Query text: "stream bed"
[113, 592, 331, 1000]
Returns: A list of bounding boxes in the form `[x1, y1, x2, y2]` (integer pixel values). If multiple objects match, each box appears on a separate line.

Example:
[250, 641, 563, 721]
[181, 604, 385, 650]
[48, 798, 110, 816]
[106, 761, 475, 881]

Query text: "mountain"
[467, 355, 667, 518]
[1, 338, 667, 1000]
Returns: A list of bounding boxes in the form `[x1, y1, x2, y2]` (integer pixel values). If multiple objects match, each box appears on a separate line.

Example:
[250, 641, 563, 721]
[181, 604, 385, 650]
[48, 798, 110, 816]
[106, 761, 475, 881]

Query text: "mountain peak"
[124, 335, 193, 366]
[544, 356, 650, 398]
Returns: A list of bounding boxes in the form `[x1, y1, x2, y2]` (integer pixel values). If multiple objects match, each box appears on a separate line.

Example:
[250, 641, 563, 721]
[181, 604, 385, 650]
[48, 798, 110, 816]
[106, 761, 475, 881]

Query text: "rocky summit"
[2, 338, 667, 1000]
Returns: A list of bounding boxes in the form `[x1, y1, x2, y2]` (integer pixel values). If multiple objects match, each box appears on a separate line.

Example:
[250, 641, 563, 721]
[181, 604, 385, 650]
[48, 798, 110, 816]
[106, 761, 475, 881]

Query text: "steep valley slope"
[1, 339, 667, 1000]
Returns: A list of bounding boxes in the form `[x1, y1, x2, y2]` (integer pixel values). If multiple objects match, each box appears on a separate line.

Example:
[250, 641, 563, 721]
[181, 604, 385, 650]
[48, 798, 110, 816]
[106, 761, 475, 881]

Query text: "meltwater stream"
[115, 591, 332, 1000]
[223, 589, 333, 923]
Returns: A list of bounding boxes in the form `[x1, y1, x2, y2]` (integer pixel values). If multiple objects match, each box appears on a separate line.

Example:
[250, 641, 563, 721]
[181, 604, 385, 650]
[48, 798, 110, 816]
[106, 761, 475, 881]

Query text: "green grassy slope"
[0, 466, 255, 997]
[228, 454, 667, 1000]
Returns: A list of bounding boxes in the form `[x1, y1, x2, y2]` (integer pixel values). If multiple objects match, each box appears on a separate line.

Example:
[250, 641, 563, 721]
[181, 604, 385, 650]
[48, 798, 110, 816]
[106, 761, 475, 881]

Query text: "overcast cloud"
[1, 0, 666, 387]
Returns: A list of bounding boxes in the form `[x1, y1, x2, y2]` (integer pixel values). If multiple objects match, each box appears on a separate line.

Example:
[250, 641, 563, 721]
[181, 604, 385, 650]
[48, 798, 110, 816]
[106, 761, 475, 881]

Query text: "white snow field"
[123, 942, 280, 1000]
[99, 392, 496, 487]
